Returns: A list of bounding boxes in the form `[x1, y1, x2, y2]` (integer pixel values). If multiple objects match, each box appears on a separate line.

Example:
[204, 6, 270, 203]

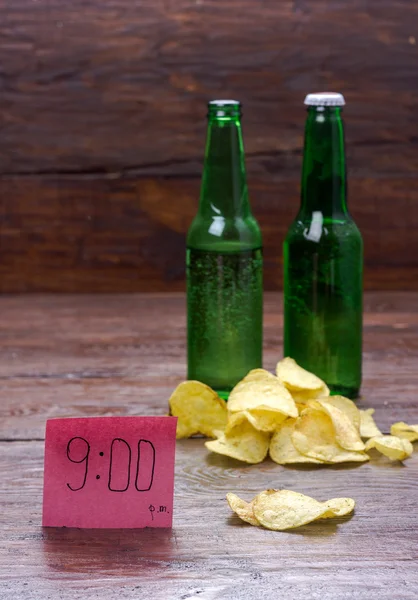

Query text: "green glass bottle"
[187, 100, 263, 399]
[284, 93, 363, 399]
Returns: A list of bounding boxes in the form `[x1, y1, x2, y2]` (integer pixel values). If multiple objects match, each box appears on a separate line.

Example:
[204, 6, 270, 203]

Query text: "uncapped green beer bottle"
[284, 93, 363, 399]
[187, 100, 263, 399]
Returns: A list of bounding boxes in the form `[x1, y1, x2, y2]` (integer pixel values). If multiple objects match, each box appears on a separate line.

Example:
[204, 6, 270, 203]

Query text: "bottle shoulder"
[187, 214, 262, 251]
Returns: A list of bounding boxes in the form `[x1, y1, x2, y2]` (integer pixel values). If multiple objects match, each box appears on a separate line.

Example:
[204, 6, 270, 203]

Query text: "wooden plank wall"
[0, 0, 417, 292]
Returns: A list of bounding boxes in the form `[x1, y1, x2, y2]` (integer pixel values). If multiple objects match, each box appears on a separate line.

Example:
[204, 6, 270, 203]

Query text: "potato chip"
[240, 369, 278, 384]
[244, 408, 288, 433]
[324, 396, 361, 431]
[269, 419, 323, 465]
[289, 387, 331, 403]
[230, 369, 278, 397]
[322, 497, 356, 519]
[276, 357, 329, 401]
[169, 381, 227, 439]
[228, 375, 298, 419]
[252, 489, 355, 530]
[365, 435, 413, 461]
[276, 358, 323, 392]
[310, 399, 365, 452]
[226, 492, 259, 526]
[390, 422, 418, 443]
[292, 408, 369, 463]
[205, 412, 270, 464]
[295, 402, 307, 414]
[359, 408, 382, 439]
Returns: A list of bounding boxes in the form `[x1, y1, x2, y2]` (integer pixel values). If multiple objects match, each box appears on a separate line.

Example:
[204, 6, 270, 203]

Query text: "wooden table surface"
[1, 293, 418, 600]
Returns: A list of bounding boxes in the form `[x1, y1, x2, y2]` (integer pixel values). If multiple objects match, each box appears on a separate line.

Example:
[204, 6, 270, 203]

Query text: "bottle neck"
[199, 109, 250, 219]
[300, 107, 347, 218]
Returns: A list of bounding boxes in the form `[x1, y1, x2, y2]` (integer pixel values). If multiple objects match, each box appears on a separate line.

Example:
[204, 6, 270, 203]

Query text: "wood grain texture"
[1, 176, 418, 292]
[1, 293, 418, 599]
[1, 0, 418, 291]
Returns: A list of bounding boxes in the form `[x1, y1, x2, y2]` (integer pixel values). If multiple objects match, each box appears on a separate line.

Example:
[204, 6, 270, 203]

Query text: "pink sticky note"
[42, 416, 177, 528]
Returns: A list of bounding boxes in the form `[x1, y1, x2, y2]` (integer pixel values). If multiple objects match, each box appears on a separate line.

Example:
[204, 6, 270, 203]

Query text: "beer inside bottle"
[187, 100, 263, 399]
[284, 93, 363, 399]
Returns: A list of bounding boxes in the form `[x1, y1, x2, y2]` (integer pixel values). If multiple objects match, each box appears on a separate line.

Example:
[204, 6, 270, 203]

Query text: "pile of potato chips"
[169, 358, 416, 465]
[226, 489, 355, 530]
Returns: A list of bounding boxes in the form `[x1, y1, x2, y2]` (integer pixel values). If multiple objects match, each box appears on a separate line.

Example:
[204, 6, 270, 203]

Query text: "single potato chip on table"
[169, 380, 227, 439]
[390, 422, 418, 442]
[226, 492, 259, 526]
[276, 357, 330, 402]
[205, 412, 270, 464]
[321, 497, 356, 519]
[365, 435, 413, 461]
[251, 489, 355, 531]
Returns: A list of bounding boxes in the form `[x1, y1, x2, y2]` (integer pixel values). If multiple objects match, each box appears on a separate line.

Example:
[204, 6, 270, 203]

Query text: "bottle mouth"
[304, 92, 345, 107]
[208, 100, 241, 118]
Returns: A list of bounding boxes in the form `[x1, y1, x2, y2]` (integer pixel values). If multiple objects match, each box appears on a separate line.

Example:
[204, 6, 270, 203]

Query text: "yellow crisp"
[230, 369, 278, 397]
[252, 489, 355, 531]
[226, 493, 259, 526]
[365, 435, 413, 461]
[324, 396, 361, 431]
[390, 422, 418, 443]
[169, 381, 227, 439]
[359, 408, 382, 439]
[276, 357, 329, 401]
[310, 399, 365, 452]
[292, 408, 369, 463]
[244, 408, 288, 433]
[239, 369, 278, 384]
[269, 419, 323, 465]
[205, 412, 270, 464]
[228, 373, 298, 419]
[322, 497, 356, 519]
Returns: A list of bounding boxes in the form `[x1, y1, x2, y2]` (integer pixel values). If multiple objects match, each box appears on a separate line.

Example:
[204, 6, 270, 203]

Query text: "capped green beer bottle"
[187, 100, 263, 399]
[284, 93, 363, 399]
